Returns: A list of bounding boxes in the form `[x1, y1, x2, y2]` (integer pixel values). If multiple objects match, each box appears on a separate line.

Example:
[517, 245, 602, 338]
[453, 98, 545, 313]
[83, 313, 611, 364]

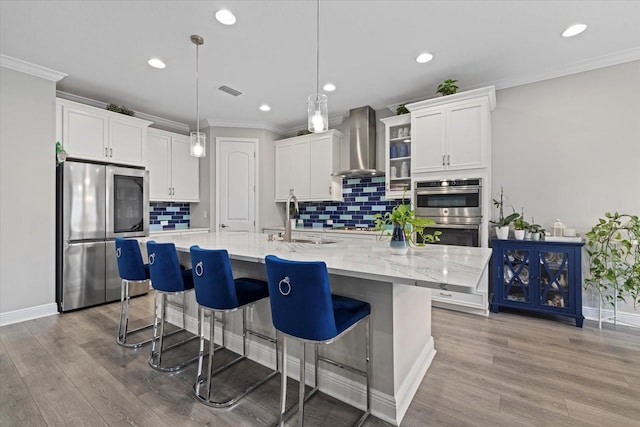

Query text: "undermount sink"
[288, 238, 337, 245]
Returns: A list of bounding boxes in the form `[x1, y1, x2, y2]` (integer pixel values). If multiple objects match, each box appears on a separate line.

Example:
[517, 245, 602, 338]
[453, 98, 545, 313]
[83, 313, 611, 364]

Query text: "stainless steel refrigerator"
[56, 160, 149, 312]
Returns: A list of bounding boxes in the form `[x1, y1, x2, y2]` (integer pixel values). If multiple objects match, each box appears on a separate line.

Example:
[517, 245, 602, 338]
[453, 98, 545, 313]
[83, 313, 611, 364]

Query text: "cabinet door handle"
[110, 148, 113, 158]
[442, 155, 446, 166]
[439, 292, 453, 297]
[329, 185, 332, 194]
[105, 147, 108, 158]
[169, 187, 172, 196]
[220, 224, 229, 228]
[447, 154, 450, 165]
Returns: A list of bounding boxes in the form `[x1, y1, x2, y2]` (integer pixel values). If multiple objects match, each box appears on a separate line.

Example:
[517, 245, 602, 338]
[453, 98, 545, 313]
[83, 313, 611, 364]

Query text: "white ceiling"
[2, 1, 639, 134]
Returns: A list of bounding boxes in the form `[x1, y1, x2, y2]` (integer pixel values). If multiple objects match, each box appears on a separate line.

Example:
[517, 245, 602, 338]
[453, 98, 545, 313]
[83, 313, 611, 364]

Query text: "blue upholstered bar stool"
[265, 255, 372, 427]
[146, 241, 200, 372]
[190, 246, 279, 407]
[114, 237, 153, 348]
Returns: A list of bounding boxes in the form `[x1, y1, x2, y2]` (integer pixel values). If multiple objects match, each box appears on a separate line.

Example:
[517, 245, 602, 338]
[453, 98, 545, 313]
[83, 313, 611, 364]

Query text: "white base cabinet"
[56, 98, 152, 167]
[274, 130, 343, 202]
[147, 129, 199, 202]
[407, 87, 495, 175]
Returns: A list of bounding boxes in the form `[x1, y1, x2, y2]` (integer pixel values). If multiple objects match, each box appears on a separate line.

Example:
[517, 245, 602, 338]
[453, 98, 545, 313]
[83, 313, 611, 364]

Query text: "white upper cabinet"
[274, 129, 343, 202]
[407, 86, 495, 175]
[147, 128, 199, 202]
[57, 98, 152, 167]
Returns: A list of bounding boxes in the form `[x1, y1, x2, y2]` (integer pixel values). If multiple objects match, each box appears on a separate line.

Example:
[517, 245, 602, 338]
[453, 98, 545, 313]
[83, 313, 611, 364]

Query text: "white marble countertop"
[262, 225, 381, 236]
[142, 232, 492, 293]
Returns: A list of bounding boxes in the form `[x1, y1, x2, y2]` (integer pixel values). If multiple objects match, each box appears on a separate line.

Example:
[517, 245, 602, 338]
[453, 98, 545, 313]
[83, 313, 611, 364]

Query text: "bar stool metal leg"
[148, 290, 201, 372]
[116, 279, 154, 348]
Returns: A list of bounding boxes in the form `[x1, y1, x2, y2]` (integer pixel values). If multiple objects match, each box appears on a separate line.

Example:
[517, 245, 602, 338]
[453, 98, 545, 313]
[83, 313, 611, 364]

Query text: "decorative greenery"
[584, 212, 640, 309]
[490, 186, 519, 227]
[513, 209, 529, 231]
[297, 129, 312, 136]
[106, 103, 135, 116]
[436, 79, 459, 96]
[396, 104, 409, 115]
[374, 193, 441, 246]
[527, 222, 545, 235]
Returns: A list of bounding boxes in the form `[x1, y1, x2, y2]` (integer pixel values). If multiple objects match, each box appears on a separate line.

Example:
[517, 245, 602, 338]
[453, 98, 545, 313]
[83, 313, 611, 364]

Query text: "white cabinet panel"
[407, 87, 494, 175]
[147, 129, 199, 202]
[57, 98, 151, 166]
[63, 105, 108, 162]
[170, 134, 199, 201]
[275, 143, 294, 200]
[274, 129, 343, 202]
[147, 131, 172, 200]
[109, 117, 146, 166]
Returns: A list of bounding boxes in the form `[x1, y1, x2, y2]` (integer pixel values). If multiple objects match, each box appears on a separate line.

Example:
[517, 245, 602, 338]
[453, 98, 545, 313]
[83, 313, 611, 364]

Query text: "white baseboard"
[0, 303, 59, 327]
[165, 306, 403, 425]
[394, 337, 436, 424]
[582, 306, 640, 328]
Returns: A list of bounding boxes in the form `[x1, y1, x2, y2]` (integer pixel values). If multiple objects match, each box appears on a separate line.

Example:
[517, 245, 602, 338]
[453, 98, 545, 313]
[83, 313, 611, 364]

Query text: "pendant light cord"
[196, 41, 200, 135]
[316, 0, 320, 100]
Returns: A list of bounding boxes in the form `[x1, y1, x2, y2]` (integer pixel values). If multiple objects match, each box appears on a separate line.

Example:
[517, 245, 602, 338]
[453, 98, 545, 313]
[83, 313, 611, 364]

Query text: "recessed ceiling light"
[323, 83, 336, 92]
[215, 9, 236, 25]
[259, 104, 271, 112]
[416, 52, 434, 63]
[147, 58, 166, 69]
[562, 23, 587, 38]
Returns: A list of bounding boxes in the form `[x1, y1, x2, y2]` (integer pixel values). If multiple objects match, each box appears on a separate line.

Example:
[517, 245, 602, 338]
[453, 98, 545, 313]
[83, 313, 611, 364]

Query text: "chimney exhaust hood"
[333, 106, 384, 177]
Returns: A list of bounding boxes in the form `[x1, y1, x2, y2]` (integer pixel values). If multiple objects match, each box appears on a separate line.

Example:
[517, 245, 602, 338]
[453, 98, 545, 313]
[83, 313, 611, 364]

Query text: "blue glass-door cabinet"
[491, 239, 584, 327]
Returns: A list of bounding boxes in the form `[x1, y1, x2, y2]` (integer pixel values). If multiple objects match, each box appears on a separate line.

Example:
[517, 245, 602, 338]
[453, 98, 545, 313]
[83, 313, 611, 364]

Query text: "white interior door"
[216, 138, 257, 232]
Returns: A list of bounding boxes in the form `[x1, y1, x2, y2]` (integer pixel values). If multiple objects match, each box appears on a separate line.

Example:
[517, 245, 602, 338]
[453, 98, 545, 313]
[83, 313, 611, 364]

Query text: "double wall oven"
[414, 178, 482, 247]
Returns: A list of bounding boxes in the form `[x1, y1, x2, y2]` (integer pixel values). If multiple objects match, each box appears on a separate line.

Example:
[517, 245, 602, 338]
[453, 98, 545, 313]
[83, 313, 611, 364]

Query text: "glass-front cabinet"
[381, 114, 411, 199]
[492, 239, 584, 327]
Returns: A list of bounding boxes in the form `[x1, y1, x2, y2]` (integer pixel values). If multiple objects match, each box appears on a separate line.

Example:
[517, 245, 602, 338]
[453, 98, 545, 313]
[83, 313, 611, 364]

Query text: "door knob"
[220, 224, 229, 228]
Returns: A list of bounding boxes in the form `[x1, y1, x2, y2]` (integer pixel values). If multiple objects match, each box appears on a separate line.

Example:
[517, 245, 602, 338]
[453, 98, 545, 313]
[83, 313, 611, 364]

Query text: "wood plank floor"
[1, 294, 639, 426]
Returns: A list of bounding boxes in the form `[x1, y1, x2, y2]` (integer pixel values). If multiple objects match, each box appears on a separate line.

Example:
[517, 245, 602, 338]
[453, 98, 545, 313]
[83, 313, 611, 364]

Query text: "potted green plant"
[527, 222, 545, 241]
[396, 104, 409, 115]
[490, 186, 519, 239]
[584, 212, 640, 319]
[512, 209, 529, 240]
[106, 103, 135, 116]
[436, 79, 459, 96]
[374, 193, 441, 254]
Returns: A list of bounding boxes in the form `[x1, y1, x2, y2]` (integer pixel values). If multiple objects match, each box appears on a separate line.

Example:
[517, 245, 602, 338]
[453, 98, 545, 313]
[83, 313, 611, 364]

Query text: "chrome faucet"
[284, 189, 298, 242]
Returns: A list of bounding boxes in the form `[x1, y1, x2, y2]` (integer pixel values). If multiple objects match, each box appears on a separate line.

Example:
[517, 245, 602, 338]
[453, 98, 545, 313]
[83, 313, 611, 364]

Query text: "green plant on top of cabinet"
[56, 98, 152, 167]
[381, 114, 412, 200]
[147, 128, 199, 202]
[274, 129, 343, 202]
[406, 86, 495, 174]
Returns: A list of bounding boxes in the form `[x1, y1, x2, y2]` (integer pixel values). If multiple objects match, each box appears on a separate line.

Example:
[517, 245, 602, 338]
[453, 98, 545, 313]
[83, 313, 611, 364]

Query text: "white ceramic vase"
[496, 226, 509, 239]
[514, 229, 526, 240]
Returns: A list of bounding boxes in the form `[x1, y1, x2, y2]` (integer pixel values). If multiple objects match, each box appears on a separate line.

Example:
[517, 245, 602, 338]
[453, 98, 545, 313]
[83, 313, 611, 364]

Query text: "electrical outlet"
[326, 219, 333, 225]
[203, 210, 208, 219]
[160, 220, 168, 226]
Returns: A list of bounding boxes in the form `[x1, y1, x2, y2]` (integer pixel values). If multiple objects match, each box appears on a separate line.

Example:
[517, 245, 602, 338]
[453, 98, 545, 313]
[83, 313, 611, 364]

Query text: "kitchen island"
[141, 232, 492, 425]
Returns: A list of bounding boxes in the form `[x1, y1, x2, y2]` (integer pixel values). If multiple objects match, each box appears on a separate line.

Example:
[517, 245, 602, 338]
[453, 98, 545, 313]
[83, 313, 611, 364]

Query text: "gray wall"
[0, 67, 57, 314]
[491, 60, 640, 315]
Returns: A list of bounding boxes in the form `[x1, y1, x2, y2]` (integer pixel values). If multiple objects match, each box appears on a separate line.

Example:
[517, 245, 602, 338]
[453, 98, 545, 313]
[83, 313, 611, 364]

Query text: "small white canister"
[551, 219, 566, 237]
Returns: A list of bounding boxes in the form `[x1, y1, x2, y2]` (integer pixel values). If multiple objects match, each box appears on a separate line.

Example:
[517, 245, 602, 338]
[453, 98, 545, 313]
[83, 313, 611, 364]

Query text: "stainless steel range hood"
[333, 106, 384, 177]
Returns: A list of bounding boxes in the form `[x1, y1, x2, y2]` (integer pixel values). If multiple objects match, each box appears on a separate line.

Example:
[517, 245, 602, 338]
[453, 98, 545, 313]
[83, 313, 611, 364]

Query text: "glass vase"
[390, 222, 409, 255]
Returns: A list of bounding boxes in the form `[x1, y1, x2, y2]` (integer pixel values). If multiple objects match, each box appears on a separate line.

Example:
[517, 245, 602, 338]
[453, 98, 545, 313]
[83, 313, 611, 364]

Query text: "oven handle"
[415, 187, 480, 195]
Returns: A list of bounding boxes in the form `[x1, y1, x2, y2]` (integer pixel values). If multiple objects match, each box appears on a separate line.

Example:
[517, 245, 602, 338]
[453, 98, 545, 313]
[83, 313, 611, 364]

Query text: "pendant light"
[307, 0, 328, 133]
[190, 34, 206, 157]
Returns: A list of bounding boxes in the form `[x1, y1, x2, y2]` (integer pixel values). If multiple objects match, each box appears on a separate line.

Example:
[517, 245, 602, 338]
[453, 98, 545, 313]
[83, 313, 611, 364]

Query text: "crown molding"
[386, 47, 640, 112]
[56, 90, 189, 133]
[490, 46, 640, 91]
[0, 55, 67, 82]
[205, 118, 287, 135]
